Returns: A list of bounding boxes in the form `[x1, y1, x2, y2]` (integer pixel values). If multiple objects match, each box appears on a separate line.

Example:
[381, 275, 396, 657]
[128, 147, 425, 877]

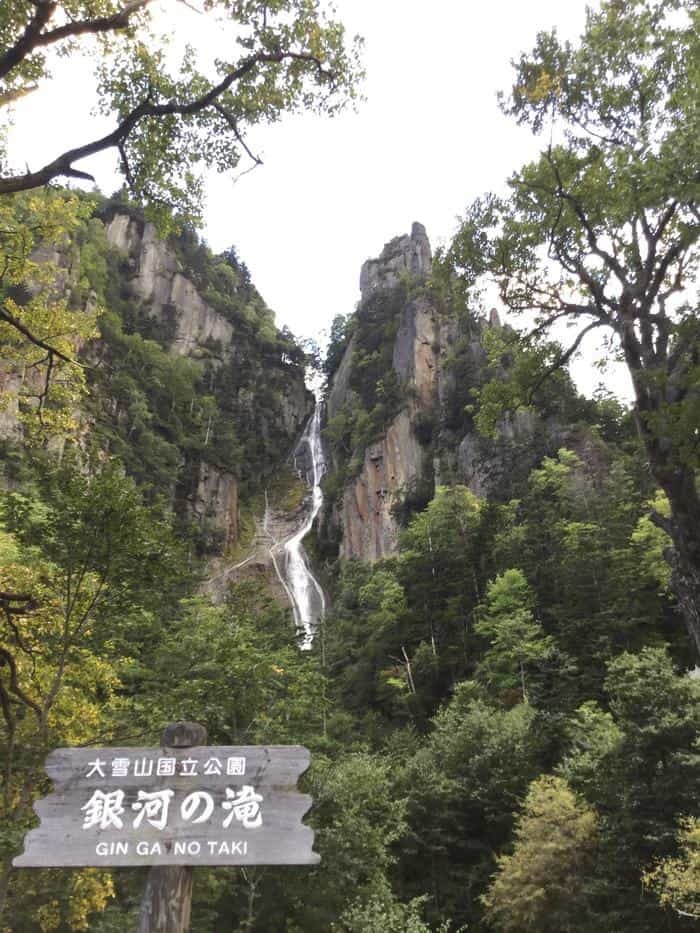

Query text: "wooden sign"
[14, 745, 318, 867]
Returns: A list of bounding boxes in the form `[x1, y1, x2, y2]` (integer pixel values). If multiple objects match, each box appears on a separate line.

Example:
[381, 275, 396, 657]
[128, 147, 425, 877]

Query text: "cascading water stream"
[284, 402, 327, 649]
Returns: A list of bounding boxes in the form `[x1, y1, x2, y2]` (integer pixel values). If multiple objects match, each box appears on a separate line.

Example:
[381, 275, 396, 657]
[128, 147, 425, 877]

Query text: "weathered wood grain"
[137, 866, 194, 932]
[42, 745, 311, 788]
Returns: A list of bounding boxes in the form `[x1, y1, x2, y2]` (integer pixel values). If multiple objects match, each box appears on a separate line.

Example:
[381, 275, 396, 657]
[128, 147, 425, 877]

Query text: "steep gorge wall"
[325, 224, 440, 561]
[322, 223, 562, 563]
[1, 205, 312, 553]
[103, 211, 312, 550]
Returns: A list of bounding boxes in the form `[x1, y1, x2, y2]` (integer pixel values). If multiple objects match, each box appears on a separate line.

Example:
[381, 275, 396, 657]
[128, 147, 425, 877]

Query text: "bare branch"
[213, 102, 263, 168]
[525, 320, 605, 404]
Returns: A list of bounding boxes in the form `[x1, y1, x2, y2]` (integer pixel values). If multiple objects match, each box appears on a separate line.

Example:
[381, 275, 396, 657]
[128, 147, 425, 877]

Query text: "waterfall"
[284, 402, 327, 649]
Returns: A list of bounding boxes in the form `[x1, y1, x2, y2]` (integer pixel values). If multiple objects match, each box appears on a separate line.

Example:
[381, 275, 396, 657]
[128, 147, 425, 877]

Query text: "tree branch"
[0, 49, 330, 195]
[31, 0, 154, 50]
[649, 510, 673, 536]
[525, 320, 605, 404]
[0, 1, 57, 83]
[0, 84, 38, 108]
[213, 102, 263, 168]
[545, 148, 629, 288]
[0, 1, 154, 82]
[0, 647, 42, 718]
[0, 303, 79, 365]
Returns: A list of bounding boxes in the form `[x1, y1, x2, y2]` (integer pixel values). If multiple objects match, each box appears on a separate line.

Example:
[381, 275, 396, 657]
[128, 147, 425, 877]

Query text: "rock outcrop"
[359, 222, 432, 299]
[340, 409, 426, 560]
[105, 216, 236, 358]
[323, 223, 566, 563]
[103, 211, 313, 550]
[1, 206, 312, 556]
[325, 223, 438, 561]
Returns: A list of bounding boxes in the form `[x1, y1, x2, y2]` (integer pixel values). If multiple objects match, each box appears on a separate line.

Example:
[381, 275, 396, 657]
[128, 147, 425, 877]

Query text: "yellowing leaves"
[519, 69, 561, 105]
[644, 817, 700, 919]
[0, 191, 100, 439]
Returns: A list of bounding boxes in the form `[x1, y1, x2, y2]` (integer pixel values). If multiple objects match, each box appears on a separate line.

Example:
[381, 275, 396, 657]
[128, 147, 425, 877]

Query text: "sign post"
[13, 721, 318, 932]
[137, 722, 207, 933]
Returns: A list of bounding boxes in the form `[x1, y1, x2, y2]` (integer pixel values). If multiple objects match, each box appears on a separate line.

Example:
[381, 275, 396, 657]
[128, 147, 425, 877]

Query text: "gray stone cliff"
[359, 222, 432, 300]
[0, 212, 312, 552]
[103, 213, 312, 549]
[327, 223, 438, 562]
[324, 225, 552, 563]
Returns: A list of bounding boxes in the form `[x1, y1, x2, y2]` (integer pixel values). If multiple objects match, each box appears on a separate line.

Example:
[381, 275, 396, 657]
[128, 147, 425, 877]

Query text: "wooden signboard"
[13, 744, 318, 868]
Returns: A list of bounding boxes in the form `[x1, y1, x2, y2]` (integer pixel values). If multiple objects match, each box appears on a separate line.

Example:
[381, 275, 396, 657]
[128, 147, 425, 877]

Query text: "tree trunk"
[623, 328, 700, 660]
[655, 466, 700, 659]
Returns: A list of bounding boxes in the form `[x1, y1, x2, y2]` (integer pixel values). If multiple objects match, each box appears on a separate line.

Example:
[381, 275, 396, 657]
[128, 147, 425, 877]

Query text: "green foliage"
[338, 880, 443, 932]
[644, 817, 700, 921]
[323, 313, 353, 388]
[0, 455, 191, 928]
[398, 686, 541, 927]
[0, 191, 99, 439]
[561, 648, 700, 929]
[1, 2, 363, 223]
[475, 569, 555, 701]
[482, 775, 600, 932]
[444, 0, 700, 651]
[473, 326, 595, 440]
[124, 582, 328, 747]
[2, 4, 698, 928]
[321, 286, 411, 524]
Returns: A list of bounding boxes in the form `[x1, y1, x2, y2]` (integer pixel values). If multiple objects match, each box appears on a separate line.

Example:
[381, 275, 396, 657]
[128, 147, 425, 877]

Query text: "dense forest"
[1, 0, 698, 930]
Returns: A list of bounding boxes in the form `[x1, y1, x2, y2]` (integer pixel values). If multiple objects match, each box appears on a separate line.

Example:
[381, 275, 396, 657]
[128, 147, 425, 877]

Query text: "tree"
[482, 775, 600, 933]
[0, 190, 99, 433]
[0, 1, 362, 217]
[0, 455, 190, 925]
[398, 684, 541, 927]
[0, 3, 361, 380]
[444, 0, 700, 655]
[339, 880, 445, 933]
[475, 569, 554, 702]
[644, 817, 700, 922]
[561, 648, 700, 929]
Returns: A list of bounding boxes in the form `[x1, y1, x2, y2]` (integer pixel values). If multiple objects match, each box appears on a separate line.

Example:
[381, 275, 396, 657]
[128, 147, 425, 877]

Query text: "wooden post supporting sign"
[137, 722, 207, 933]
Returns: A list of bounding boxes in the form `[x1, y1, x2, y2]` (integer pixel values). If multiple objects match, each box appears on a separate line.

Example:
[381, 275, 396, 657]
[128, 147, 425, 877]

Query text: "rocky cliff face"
[324, 223, 439, 561]
[339, 409, 426, 560]
[359, 222, 432, 299]
[102, 211, 312, 551]
[322, 224, 563, 563]
[1, 205, 312, 554]
[105, 215, 236, 357]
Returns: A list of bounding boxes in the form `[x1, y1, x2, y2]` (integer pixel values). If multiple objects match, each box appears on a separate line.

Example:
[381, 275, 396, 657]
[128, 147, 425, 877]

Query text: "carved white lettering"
[136, 841, 162, 856]
[96, 841, 128, 856]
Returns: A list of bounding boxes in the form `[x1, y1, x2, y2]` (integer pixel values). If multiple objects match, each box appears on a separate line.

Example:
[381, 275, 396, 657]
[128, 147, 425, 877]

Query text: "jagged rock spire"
[359, 222, 432, 300]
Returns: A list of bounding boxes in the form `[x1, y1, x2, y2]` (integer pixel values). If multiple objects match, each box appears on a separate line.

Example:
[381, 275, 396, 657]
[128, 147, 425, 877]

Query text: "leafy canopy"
[0, 0, 364, 224]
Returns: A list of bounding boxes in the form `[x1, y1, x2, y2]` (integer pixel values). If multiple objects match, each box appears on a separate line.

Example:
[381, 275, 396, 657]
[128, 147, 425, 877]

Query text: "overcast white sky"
[5, 0, 631, 398]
